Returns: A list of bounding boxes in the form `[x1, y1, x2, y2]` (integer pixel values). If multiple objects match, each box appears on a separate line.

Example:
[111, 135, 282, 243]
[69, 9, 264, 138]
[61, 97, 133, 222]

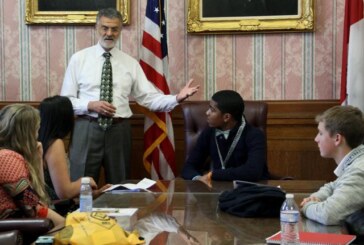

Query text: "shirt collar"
[334, 144, 364, 177]
[96, 42, 116, 58]
[215, 121, 243, 140]
[215, 129, 230, 139]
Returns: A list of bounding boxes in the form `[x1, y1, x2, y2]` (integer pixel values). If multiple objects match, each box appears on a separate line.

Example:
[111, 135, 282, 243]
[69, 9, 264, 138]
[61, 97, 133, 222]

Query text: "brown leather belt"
[77, 115, 124, 124]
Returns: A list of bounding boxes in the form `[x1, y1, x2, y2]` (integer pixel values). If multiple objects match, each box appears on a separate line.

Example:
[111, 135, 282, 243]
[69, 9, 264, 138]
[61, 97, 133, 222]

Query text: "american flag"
[340, 0, 363, 109]
[140, 0, 176, 180]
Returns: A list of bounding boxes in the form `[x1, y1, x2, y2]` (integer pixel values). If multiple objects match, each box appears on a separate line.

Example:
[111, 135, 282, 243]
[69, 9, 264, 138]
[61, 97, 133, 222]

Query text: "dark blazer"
[182, 122, 270, 181]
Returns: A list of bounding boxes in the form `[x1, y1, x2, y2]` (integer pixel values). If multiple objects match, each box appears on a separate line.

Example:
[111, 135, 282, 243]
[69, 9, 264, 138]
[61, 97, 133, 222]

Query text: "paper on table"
[92, 208, 138, 231]
[114, 113, 125, 118]
[103, 178, 156, 192]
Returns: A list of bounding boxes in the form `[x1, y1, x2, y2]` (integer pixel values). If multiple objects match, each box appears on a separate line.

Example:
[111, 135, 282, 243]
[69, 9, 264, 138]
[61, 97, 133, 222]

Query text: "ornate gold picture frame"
[188, 0, 314, 33]
[25, 0, 130, 25]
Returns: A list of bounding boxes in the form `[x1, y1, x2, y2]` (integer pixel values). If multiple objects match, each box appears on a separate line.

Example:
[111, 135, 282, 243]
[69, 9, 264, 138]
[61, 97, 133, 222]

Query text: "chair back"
[181, 100, 268, 161]
[0, 218, 54, 245]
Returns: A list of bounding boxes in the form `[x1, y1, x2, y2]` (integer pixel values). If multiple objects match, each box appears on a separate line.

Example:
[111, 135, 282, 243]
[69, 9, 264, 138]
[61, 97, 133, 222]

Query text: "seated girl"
[0, 104, 64, 230]
[38, 96, 111, 215]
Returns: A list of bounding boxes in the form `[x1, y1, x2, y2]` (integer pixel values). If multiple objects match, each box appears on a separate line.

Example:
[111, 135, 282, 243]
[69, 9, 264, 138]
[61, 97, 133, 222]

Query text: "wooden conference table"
[94, 179, 346, 245]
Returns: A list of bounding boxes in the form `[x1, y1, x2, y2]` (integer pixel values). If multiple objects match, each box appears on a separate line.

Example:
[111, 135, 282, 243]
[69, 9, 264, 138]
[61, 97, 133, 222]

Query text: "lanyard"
[215, 118, 246, 169]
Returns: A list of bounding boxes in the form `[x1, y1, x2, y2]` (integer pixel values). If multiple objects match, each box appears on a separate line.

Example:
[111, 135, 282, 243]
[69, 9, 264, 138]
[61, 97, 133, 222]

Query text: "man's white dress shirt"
[61, 43, 178, 118]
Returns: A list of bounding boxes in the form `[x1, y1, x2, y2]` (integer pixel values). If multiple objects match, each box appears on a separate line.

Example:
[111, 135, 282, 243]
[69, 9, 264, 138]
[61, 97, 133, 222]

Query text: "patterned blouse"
[0, 149, 45, 219]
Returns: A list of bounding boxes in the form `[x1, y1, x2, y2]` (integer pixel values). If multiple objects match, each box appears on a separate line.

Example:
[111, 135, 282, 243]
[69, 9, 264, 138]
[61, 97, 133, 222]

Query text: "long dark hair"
[38, 95, 74, 157]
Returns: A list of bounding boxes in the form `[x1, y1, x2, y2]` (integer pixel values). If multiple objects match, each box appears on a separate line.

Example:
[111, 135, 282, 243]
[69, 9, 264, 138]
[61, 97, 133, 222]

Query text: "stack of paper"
[92, 208, 138, 231]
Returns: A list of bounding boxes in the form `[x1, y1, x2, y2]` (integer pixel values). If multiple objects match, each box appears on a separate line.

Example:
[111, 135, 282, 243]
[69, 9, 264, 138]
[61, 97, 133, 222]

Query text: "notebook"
[266, 231, 356, 245]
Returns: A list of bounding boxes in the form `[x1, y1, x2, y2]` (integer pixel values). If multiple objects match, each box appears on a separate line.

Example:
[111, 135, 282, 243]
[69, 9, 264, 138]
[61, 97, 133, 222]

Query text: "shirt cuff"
[192, 175, 201, 181]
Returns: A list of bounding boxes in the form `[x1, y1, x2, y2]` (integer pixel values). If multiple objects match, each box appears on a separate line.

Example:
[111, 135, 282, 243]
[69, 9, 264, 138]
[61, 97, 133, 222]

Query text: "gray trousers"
[69, 118, 131, 184]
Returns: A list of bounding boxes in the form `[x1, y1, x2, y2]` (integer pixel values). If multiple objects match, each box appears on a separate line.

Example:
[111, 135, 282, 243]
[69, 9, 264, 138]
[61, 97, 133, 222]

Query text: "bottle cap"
[81, 177, 90, 184]
[286, 193, 294, 198]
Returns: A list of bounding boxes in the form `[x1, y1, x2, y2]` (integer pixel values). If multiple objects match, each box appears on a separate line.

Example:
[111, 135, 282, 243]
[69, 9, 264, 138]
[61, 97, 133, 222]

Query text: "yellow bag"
[53, 212, 145, 245]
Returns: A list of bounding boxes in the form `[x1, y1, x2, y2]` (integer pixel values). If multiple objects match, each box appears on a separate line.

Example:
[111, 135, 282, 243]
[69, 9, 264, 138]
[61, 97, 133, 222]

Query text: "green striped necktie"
[98, 52, 113, 130]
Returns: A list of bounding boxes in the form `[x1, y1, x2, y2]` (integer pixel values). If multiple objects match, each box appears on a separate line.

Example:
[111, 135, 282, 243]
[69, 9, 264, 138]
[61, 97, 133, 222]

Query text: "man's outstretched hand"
[176, 79, 200, 103]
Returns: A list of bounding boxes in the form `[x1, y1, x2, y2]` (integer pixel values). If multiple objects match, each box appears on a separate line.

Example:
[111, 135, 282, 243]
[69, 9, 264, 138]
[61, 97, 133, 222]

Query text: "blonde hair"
[0, 104, 49, 203]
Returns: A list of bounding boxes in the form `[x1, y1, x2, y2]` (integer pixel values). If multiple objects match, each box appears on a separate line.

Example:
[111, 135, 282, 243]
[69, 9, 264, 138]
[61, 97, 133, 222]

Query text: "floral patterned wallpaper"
[0, 0, 345, 101]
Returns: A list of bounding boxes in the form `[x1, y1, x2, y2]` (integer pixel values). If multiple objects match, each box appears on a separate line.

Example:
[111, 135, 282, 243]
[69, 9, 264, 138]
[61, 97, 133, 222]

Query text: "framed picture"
[187, 0, 314, 33]
[25, 0, 130, 25]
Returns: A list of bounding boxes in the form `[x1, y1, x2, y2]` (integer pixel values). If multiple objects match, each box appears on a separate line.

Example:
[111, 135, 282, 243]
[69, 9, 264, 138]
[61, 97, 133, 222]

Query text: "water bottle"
[79, 177, 93, 212]
[280, 193, 300, 245]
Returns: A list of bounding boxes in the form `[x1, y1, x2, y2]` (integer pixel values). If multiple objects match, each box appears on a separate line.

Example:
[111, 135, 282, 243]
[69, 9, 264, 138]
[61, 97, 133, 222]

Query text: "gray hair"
[96, 8, 123, 24]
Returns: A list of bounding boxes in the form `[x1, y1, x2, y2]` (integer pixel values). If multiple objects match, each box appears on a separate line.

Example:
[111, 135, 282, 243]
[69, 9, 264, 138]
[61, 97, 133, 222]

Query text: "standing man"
[300, 105, 364, 225]
[61, 8, 198, 184]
